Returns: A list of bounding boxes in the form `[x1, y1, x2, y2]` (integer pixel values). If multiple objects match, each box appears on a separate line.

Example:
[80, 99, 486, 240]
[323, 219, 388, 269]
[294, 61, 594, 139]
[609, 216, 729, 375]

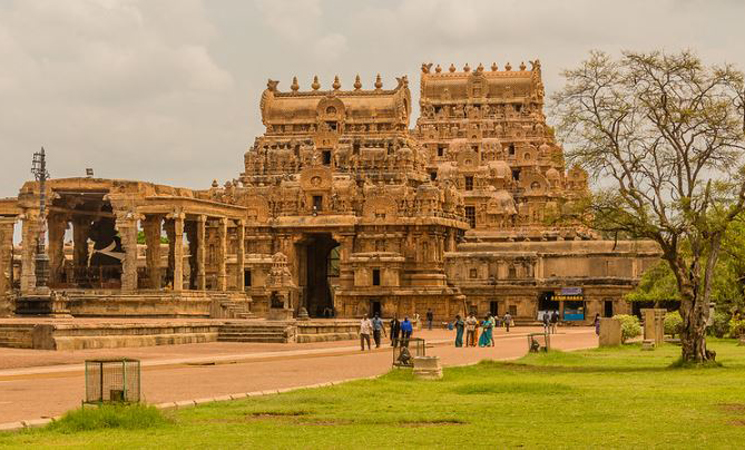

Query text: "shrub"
[727, 317, 745, 339]
[709, 311, 730, 338]
[664, 311, 683, 337]
[613, 314, 642, 343]
[48, 404, 170, 433]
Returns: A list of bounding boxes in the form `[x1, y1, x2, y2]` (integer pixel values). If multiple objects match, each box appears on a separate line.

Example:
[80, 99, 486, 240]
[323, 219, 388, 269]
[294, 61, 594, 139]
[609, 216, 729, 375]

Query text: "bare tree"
[553, 50, 745, 363]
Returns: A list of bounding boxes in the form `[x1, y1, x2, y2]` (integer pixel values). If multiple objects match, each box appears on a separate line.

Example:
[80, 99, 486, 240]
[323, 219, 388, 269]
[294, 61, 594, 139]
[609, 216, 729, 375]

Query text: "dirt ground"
[0, 326, 598, 424]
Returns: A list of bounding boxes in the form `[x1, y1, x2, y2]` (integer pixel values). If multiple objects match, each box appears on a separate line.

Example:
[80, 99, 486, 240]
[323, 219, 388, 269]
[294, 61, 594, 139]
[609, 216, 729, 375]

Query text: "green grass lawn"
[3, 341, 745, 449]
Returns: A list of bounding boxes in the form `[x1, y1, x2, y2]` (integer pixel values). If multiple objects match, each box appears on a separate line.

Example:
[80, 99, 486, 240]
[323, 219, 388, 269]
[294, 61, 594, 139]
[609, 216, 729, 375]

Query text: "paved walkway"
[0, 327, 598, 424]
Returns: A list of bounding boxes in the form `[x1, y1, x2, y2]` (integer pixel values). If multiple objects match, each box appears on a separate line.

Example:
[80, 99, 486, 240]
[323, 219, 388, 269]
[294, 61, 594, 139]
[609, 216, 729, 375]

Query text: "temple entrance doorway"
[538, 292, 559, 311]
[370, 300, 382, 317]
[300, 233, 339, 318]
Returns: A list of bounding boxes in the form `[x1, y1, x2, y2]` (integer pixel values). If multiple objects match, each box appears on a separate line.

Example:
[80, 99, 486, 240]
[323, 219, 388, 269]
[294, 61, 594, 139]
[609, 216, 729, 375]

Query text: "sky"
[1, 0, 744, 199]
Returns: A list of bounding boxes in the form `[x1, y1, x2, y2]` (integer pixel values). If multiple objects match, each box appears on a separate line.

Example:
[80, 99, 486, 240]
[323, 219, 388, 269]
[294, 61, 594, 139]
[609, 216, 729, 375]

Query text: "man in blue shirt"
[400, 316, 413, 347]
[371, 313, 387, 348]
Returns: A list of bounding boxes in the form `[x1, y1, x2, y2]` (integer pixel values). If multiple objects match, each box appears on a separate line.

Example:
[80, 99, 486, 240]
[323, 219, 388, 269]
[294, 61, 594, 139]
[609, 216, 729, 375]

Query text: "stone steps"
[217, 323, 292, 343]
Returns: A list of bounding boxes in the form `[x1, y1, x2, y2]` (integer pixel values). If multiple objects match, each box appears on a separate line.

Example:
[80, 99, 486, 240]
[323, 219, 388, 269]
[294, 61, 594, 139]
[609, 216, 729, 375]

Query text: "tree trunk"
[678, 294, 710, 362]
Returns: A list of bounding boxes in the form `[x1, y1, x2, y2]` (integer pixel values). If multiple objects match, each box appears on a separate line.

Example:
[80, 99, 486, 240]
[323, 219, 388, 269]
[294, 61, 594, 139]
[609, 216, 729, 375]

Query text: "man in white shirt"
[360, 314, 373, 351]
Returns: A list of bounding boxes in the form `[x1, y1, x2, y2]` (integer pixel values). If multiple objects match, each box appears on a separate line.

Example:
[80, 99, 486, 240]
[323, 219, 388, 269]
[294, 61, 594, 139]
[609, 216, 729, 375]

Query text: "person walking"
[503, 311, 512, 333]
[400, 316, 413, 347]
[551, 310, 559, 334]
[359, 314, 373, 351]
[594, 313, 601, 336]
[453, 315, 465, 347]
[372, 313, 387, 348]
[389, 315, 401, 347]
[465, 313, 478, 346]
[426, 309, 434, 330]
[478, 315, 493, 347]
[488, 313, 496, 347]
[542, 311, 550, 334]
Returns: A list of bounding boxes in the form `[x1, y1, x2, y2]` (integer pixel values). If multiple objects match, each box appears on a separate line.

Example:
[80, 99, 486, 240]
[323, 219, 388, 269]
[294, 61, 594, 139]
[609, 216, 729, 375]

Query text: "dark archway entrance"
[301, 233, 339, 318]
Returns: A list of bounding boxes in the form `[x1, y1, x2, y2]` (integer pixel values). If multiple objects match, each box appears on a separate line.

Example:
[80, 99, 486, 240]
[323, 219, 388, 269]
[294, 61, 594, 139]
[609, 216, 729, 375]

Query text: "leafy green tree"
[554, 50, 745, 362]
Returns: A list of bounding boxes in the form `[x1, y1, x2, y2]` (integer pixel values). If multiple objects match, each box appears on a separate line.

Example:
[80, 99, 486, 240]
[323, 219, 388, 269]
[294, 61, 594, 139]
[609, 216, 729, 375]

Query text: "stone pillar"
[599, 318, 622, 346]
[46, 213, 67, 285]
[20, 213, 38, 294]
[115, 211, 139, 292]
[641, 308, 665, 346]
[185, 220, 198, 290]
[217, 217, 227, 291]
[235, 219, 245, 291]
[72, 217, 91, 274]
[169, 213, 185, 292]
[196, 215, 206, 291]
[0, 218, 15, 299]
[142, 215, 162, 289]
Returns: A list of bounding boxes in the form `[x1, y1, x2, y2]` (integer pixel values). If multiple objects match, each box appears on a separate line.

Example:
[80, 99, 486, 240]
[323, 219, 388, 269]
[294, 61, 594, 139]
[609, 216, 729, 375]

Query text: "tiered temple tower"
[205, 75, 469, 318]
[414, 61, 593, 241]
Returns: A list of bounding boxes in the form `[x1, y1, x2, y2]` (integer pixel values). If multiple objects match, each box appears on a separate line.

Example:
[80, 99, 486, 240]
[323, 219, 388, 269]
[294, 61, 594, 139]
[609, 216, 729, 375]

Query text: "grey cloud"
[1, 0, 744, 203]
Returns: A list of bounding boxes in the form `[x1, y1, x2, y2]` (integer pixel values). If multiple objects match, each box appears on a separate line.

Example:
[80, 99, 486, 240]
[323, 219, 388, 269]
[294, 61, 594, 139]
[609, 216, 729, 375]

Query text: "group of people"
[451, 312, 513, 348]
[541, 310, 560, 334]
[359, 313, 414, 351]
[359, 309, 520, 351]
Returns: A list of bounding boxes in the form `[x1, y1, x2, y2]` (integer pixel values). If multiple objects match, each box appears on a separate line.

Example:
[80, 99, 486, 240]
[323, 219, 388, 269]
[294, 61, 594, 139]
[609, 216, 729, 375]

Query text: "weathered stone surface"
[642, 308, 665, 346]
[599, 318, 622, 346]
[413, 355, 443, 380]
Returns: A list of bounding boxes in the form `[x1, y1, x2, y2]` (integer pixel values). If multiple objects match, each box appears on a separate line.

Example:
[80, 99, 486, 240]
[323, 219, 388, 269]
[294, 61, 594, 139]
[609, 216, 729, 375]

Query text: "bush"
[709, 311, 730, 338]
[48, 404, 170, 433]
[613, 314, 642, 343]
[664, 311, 683, 337]
[727, 317, 745, 339]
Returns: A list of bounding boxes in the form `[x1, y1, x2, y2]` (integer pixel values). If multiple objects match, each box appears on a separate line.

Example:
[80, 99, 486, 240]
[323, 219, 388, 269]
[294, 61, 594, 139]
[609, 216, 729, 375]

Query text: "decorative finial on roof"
[505, 62, 512, 71]
[332, 75, 341, 90]
[421, 63, 432, 74]
[311, 75, 320, 90]
[374, 74, 383, 90]
[491, 62, 498, 71]
[477, 63, 484, 73]
[448, 63, 456, 73]
[267, 79, 279, 92]
[463, 63, 470, 72]
[354, 74, 362, 90]
[435, 64, 442, 73]
[291, 76, 299, 92]
[519, 61, 526, 71]
[211, 179, 219, 188]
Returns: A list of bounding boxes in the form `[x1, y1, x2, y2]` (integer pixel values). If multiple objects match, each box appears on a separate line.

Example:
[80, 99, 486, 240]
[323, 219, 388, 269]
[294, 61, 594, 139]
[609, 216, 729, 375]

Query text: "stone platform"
[0, 318, 360, 350]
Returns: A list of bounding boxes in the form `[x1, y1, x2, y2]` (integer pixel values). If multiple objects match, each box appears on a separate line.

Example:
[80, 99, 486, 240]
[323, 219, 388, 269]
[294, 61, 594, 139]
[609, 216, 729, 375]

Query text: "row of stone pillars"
[9, 211, 245, 295]
[104, 212, 246, 293]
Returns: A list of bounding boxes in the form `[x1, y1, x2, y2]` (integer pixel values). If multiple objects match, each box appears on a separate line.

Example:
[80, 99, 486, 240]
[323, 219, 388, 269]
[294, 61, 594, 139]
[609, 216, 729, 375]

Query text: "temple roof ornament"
[258, 72, 411, 131]
[291, 76, 299, 92]
[374, 74, 383, 90]
[491, 62, 498, 71]
[505, 62, 512, 71]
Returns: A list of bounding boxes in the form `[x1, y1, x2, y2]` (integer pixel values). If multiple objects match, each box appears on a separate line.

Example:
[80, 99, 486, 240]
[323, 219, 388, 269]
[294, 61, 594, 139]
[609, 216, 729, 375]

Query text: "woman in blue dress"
[453, 315, 465, 347]
[478, 315, 493, 347]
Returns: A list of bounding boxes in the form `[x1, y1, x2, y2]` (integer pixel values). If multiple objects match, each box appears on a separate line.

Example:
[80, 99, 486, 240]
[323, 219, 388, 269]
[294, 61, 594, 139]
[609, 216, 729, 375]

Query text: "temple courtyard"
[1, 337, 744, 448]
[0, 326, 590, 425]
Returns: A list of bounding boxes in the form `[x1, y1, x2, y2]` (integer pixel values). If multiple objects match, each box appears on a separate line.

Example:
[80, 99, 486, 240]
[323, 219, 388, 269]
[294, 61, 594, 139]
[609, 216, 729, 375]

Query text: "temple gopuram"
[0, 60, 660, 336]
